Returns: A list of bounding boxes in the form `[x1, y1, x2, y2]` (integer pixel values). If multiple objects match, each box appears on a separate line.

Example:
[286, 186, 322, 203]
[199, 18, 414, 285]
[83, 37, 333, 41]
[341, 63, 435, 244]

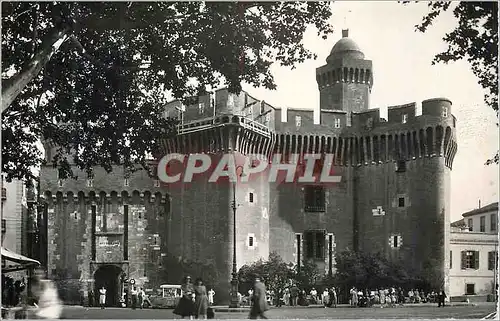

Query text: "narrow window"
[488, 251, 498, 270]
[393, 235, 398, 248]
[450, 251, 453, 269]
[467, 218, 473, 231]
[86, 179, 94, 188]
[480, 216, 486, 232]
[402, 114, 408, 124]
[249, 192, 254, 203]
[443, 108, 448, 117]
[124, 179, 129, 187]
[398, 197, 405, 208]
[334, 118, 341, 128]
[491, 214, 497, 232]
[58, 179, 64, 188]
[199, 102, 205, 114]
[154, 180, 160, 187]
[248, 236, 254, 247]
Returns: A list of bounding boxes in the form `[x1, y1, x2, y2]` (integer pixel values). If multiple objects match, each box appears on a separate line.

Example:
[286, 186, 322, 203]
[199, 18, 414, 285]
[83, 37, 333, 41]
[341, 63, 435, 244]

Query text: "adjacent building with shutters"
[39, 30, 459, 305]
[449, 202, 498, 299]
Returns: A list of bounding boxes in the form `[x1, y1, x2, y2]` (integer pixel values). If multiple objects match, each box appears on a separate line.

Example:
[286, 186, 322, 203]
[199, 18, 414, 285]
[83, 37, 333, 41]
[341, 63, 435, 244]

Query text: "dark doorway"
[94, 265, 123, 307]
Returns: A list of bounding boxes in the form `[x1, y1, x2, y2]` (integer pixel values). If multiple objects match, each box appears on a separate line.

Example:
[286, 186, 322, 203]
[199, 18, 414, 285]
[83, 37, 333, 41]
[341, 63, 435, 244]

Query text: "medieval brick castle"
[39, 30, 458, 305]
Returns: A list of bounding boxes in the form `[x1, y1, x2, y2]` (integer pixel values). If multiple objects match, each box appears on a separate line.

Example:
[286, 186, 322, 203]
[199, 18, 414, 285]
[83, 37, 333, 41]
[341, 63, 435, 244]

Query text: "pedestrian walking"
[330, 287, 337, 308]
[138, 288, 144, 309]
[173, 276, 196, 319]
[99, 286, 107, 309]
[34, 279, 62, 319]
[248, 277, 269, 319]
[208, 288, 215, 306]
[194, 278, 209, 319]
[131, 287, 138, 309]
[437, 290, 447, 307]
[322, 288, 329, 307]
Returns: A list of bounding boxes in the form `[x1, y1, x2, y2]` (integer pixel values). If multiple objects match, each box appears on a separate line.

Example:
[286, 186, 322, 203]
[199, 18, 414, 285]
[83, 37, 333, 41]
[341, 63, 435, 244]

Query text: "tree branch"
[1, 26, 72, 114]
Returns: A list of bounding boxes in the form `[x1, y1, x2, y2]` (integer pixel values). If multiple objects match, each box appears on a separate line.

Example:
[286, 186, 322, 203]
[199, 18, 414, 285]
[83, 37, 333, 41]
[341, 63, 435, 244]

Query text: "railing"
[176, 115, 273, 138]
[1, 187, 6, 201]
[304, 205, 326, 213]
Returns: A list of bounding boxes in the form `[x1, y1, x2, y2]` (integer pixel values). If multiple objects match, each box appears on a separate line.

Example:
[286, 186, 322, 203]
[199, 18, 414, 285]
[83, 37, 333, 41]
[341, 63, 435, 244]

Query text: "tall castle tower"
[316, 29, 373, 114]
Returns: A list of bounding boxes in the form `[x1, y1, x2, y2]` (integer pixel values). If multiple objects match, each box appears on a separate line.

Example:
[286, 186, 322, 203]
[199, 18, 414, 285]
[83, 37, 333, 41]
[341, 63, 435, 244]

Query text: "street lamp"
[229, 166, 244, 308]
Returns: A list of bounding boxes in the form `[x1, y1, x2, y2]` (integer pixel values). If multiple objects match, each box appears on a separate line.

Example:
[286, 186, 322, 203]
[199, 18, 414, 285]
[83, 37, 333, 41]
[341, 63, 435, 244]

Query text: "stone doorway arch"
[93, 265, 123, 307]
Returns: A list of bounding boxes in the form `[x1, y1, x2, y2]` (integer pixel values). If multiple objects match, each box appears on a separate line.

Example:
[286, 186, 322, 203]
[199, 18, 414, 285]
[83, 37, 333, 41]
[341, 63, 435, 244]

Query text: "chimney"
[342, 29, 349, 38]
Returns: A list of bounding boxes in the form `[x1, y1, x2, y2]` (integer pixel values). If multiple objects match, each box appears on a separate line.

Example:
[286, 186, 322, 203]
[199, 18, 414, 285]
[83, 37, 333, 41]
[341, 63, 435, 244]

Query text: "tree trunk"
[1, 27, 71, 114]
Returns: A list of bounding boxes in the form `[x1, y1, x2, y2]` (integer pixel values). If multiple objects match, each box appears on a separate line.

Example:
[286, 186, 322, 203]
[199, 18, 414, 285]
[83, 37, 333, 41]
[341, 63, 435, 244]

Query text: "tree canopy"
[413, 1, 498, 164]
[238, 251, 295, 295]
[1, 2, 334, 182]
[333, 250, 426, 291]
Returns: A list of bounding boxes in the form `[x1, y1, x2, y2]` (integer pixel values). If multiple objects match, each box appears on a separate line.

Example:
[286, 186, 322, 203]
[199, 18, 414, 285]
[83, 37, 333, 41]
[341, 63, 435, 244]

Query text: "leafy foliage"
[412, 2, 498, 164]
[238, 252, 295, 295]
[294, 259, 322, 291]
[1, 2, 334, 182]
[333, 250, 426, 291]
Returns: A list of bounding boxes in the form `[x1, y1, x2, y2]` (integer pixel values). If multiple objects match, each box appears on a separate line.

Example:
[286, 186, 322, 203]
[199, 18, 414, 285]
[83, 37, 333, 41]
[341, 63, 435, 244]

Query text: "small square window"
[249, 193, 254, 203]
[402, 114, 408, 124]
[199, 102, 205, 114]
[334, 118, 341, 128]
[398, 197, 405, 208]
[466, 283, 475, 295]
[295, 116, 301, 127]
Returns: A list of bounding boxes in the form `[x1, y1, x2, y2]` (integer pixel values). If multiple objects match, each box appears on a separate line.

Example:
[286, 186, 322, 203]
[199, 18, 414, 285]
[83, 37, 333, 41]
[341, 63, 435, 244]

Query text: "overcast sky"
[241, 2, 499, 221]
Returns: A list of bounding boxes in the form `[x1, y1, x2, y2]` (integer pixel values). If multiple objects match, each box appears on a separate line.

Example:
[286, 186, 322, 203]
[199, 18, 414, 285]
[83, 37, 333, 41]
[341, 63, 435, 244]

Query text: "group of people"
[2, 276, 26, 308]
[348, 287, 448, 308]
[173, 276, 212, 319]
[1, 268, 63, 319]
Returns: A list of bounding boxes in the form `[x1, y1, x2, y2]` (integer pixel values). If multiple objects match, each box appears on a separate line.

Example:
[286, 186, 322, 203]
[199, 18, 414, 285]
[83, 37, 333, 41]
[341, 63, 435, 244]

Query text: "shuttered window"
[461, 251, 479, 269]
[304, 230, 326, 260]
[491, 214, 497, 232]
[304, 186, 326, 212]
[488, 251, 498, 270]
[480, 216, 486, 232]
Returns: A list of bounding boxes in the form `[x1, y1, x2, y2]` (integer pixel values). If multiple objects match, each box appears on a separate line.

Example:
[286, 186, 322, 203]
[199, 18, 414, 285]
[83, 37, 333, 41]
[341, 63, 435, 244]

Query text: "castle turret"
[317, 29, 373, 116]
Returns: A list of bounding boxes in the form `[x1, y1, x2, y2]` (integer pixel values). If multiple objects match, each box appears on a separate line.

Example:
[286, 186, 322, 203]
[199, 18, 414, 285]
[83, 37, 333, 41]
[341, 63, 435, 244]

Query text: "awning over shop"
[1, 247, 40, 272]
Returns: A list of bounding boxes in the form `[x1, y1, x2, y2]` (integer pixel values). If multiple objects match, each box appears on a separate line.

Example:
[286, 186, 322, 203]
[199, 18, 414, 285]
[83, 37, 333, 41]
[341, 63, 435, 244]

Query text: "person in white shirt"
[35, 279, 62, 319]
[99, 286, 107, 309]
[208, 288, 215, 306]
[310, 288, 318, 304]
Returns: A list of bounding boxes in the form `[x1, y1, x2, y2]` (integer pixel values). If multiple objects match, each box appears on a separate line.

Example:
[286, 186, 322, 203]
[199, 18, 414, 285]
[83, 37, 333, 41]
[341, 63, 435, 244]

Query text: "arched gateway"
[94, 265, 124, 307]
